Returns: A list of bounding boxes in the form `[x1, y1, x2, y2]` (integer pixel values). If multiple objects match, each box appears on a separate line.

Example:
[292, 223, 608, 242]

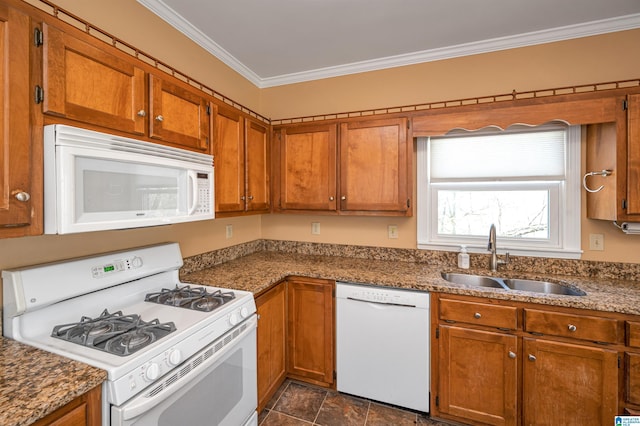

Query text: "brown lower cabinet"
[33, 384, 101, 426]
[255, 277, 335, 411]
[432, 293, 628, 425]
[256, 281, 287, 412]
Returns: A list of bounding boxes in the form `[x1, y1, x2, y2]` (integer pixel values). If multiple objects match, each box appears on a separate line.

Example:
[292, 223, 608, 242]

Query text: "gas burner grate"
[145, 285, 235, 312]
[51, 309, 176, 356]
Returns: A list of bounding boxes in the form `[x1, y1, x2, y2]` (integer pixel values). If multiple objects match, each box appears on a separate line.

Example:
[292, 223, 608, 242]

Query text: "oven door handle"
[114, 315, 256, 421]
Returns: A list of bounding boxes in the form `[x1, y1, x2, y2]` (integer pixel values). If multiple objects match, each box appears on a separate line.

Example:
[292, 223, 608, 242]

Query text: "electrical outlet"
[311, 222, 321, 235]
[226, 224, 233, 239]
[388, 225, 399, 239]
[589, 233, 604, 251]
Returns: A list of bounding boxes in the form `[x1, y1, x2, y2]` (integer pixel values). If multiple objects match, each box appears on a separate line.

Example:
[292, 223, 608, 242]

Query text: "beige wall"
[2, 0, 639, 273]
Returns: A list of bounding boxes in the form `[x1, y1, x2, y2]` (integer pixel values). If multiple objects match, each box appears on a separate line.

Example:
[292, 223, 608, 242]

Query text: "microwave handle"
[187, 171, 199, 215]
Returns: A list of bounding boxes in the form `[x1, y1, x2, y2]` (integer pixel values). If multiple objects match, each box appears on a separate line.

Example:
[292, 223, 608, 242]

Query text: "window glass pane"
[430, 130, 565, 180]
[436, 189, 549, 239]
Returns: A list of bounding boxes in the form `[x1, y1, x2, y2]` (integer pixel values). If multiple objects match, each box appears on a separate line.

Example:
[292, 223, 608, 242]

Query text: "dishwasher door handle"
[346, 296, 416, 308]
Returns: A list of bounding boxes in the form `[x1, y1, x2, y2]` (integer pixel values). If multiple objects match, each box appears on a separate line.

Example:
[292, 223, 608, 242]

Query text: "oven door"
[111, 316, 257, 426]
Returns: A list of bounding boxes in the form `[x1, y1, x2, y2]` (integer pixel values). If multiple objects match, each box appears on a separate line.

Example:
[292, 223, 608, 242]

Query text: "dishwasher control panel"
[335, 282, 429, 308]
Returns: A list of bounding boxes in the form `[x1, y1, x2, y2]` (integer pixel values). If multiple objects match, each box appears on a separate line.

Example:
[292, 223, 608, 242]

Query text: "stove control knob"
[229, 312, 240, 326]
[240, 307, 249, 318]
[131, 257, 143, 268]
[144, 362, 160, 381]
[166, 349, 182, 367]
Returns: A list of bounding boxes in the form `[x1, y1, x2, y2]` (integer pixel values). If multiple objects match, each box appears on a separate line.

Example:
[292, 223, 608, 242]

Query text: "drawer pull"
[568, 324, 577, 332]
[528, 354, 537, 361]
[508, 351, 516, 359]
[474, 312, 482, 319]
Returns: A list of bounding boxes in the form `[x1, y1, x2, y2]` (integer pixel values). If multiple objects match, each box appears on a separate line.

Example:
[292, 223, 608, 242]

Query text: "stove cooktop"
[145, 285, 236, 312]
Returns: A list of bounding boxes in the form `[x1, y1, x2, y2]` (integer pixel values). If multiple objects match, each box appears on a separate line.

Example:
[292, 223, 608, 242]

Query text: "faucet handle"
[499, 252, 511, 267]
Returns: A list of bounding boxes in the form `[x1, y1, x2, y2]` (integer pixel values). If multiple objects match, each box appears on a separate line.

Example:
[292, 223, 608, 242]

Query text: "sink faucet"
[488, 224, 510, 272]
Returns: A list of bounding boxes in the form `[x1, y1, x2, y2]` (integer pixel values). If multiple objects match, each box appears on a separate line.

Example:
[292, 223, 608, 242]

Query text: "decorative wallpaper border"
[182, 239, 640, 281]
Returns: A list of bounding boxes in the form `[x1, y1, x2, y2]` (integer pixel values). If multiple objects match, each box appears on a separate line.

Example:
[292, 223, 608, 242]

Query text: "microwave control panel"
[196, 173, 212, 214]
[92, 256, 143, 279]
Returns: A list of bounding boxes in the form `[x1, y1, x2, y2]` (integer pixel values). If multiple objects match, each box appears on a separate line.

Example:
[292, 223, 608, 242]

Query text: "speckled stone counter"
[181, 250, 640, 316]
[0, 337, 106, 426]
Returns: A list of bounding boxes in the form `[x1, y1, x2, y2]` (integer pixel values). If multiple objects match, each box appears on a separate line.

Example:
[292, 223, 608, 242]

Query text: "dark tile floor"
[258, 379, 460, 426]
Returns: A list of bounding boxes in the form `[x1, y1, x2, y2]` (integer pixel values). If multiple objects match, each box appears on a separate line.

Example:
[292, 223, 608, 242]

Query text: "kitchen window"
[417, 124, 581, 259]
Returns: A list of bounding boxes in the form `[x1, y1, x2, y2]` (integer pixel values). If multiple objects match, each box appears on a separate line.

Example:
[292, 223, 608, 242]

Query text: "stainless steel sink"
[441, 272, 585, 296]
[502, 278, 586, 296]
[441, 273, 506, 289]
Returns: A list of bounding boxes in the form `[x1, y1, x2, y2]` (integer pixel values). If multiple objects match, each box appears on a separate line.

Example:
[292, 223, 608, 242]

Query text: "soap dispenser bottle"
[458, 245, 470, 269]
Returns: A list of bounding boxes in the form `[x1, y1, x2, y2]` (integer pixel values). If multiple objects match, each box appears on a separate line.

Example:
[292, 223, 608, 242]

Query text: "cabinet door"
[43, 24, 146, 135]
[213, 105, 245, 214]
[339, 118, 410, 213]
[523, 338, 618, 425]
[256, 283, 287, 412]
[245, 119, 270, 212]
[149, 74, 210, 152]
[628, 94, 640, 215]
[287, 277, 334, 386]
[278, 124, 337, 211]
[438, 325, 518, 426]
[0, 5, 35, 233]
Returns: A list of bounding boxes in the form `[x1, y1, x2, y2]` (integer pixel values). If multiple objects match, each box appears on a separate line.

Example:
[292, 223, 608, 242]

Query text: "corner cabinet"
[586, 94, 640, 221]
[286, 277, 335, 387]
[273, 117, 412, 216]
[213, 103, 270, 216]
[432, 293, 624, 425]
[255, 282, 287, 412]
[0, 4, 41, 236]
[41, 24, 210, 153]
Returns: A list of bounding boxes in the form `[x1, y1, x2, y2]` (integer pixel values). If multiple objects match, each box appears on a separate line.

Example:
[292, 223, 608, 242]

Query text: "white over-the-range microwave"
[44, 125, 214, 234]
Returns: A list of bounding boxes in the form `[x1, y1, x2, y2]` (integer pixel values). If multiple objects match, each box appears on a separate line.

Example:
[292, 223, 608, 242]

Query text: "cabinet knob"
[248, 195, 254, 201]
[528, 354, 537, 361]
[14, 191, 30, 202]
[568, 324, 577, 332]
[155, 115, 164, 122]
[341, 196, 346, 201]
[508, 351, 516, 359]
[137, 110, 147, 117]
[474, 312, 482, 319]
[329, 196, 334, 201]
[241, 196, 246, 201]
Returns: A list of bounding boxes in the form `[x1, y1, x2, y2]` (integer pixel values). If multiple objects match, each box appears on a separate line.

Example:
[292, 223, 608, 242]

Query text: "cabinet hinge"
[407, 120, 410, 130]
[619, 356, 622, 369]
[334, 371, 337, 380]
[34, 85, 44, 104]
[407, 199, 411, 208]
[623, 99, 629, 111]
[34, 27, 43, 47]
[206, 105, 211, 115]
[435, 395, 439, 407]
[623, 199, 628, 210]
[435, 328, 439, 339]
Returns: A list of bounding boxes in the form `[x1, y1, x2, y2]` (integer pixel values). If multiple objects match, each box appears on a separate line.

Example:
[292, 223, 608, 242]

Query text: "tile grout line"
[312, 389, 330, 425]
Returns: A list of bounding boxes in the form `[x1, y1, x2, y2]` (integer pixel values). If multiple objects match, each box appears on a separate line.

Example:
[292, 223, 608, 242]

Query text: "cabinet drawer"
[440, 299, 517, 330]
[524, 309, 619, 343]
[628, 322, 640, 348]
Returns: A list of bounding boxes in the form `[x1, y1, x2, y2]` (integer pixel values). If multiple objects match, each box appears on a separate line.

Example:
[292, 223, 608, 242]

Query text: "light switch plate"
[388, 225, 399, 239]
[311, 222, 321, 235]
[226, 224, 233, 239]
[589, 233, 604, 251]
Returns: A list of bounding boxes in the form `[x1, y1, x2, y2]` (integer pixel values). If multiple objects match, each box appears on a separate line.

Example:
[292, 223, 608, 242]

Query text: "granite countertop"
[0, 337, 106, 426]
[181, 251, 640, 315]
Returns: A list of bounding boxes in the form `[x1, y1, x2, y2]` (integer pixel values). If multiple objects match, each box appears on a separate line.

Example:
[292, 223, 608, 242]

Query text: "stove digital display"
[104, 265, 115, 272]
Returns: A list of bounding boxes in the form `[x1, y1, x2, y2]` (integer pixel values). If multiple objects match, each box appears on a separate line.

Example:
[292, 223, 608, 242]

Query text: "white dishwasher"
[336, 282, 430, 413]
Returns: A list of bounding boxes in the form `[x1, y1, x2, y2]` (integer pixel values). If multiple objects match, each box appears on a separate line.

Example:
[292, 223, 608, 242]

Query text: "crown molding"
[136, 1, 640, 89]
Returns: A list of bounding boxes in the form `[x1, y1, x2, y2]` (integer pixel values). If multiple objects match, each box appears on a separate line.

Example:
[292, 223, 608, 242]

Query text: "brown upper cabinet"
[42, 24, 210, 153]
[213, 104, 270, 215]
[0, 4, 41, 237]
[586, 94, 640, 221]
[273, 117, 412, 216]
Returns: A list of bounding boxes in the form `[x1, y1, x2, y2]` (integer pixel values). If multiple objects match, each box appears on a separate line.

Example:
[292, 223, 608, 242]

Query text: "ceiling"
[137, 0, 640, 88]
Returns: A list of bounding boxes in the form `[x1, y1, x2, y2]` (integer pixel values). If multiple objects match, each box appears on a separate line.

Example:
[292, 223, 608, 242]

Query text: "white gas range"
[2, 243, 257, 426]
